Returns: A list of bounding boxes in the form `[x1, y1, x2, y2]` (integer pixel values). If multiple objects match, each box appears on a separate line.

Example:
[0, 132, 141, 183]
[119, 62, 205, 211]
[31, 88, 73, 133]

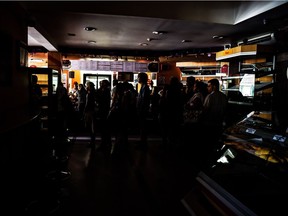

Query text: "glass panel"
[33, 73, 48, 96]
[52, 70, 58, 93]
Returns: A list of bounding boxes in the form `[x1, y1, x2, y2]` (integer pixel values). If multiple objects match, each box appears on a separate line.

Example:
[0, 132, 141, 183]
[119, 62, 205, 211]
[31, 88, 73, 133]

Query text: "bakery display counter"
[183, 111, 288, 215]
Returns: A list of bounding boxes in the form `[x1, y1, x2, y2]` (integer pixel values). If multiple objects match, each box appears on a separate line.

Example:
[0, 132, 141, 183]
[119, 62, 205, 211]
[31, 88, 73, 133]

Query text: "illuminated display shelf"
[216, 45, 275, 109]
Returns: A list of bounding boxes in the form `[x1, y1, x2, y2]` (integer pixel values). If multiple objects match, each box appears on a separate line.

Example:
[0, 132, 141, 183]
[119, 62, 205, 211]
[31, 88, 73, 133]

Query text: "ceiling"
[20, 1, 288, 58]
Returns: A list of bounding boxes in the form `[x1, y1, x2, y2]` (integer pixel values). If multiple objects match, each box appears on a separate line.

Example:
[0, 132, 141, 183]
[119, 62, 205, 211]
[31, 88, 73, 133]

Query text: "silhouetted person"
[166, 76, 184, 148]
[136, 72, 151, 150]
[30, 74, 42, 111]
[150, 86, 160, 131]
[183, 80, 206, 124]
[158, 84, 169, 146]
[184, 76, 195, 103]
[200, 78, 228, 166]
[55, 82, 73, 156]
[84, 81, 97, 148]
[181, 80, 207, 156]
[201, 78, 227, 133]
[95, 79, 111, 151]
[76, 83, 87, 117]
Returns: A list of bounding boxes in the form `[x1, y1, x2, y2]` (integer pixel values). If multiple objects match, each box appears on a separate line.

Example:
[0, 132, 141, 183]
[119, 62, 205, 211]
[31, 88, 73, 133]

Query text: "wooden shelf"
[216, 44, 272, 61]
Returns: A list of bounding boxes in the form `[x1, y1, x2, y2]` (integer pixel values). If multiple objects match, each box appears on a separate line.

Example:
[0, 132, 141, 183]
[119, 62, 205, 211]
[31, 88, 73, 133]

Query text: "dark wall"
[0, 2, 30, 130]
[274, 52, 288, 132]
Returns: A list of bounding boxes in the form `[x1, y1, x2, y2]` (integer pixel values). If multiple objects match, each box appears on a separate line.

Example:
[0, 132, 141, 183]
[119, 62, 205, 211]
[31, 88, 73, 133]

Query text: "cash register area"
[2, 110, 288, 216]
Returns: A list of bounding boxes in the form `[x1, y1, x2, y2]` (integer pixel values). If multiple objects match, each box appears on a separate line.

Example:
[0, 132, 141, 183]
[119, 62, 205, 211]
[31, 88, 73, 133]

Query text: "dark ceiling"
[19, 1, 288, 58]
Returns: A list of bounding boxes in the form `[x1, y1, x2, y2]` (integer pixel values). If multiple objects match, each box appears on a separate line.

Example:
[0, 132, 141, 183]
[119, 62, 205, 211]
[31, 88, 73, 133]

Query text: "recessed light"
[88, 40, 96, 44]
[84, 27, 97, 31]
[139, 43, 148, 46]
[68, 33, 76, 36]
[213, 35, 223, 39]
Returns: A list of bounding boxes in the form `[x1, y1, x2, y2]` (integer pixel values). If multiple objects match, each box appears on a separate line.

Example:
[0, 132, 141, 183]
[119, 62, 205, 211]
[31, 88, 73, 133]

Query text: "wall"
[275, 52, 288, 132]
[157, 62, 181, 86]
[0, 2, 30, 130]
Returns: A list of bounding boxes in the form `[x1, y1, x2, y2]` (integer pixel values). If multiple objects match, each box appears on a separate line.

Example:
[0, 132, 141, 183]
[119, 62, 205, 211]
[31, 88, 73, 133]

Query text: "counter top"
[0, 108, 41, 134]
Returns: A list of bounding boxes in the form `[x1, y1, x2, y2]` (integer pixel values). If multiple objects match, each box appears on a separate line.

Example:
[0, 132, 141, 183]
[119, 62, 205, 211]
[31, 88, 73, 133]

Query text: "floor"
[9, 121, 207, 216]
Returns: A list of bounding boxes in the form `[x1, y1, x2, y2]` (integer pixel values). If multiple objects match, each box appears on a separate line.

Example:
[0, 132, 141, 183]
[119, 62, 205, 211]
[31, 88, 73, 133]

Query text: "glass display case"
[182, 111, 288, 215]
[27, 67, 60, 131]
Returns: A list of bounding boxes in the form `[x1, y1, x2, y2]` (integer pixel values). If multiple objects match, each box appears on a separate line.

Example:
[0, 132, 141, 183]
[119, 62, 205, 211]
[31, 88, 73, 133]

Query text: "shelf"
[255, 82, 274, 92]
[224, 82, 273, 92]
[215, 44, 273, 61]
[222, 76, 244, 80]
[182, 74, 226, 78]
[223, 71, 274, 80]
[228, 100, 253, 106]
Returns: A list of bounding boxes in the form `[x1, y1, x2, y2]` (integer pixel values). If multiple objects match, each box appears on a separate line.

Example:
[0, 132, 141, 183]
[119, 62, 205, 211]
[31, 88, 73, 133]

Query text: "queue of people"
[50, 75, 227, 168]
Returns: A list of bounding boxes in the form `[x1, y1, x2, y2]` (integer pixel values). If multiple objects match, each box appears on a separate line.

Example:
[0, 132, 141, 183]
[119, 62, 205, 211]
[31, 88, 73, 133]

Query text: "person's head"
[101, 79, 110, 89]
[115, 82, 125, 96]
[138, 72, 148, 84]
[186, 76, 195, 88]
[194, 80, 207, 94]
[73, 81, 79, 88]
[207, 78, 220, 93]
[86, 81, 95, 91]
[78, 83, 84, 90]
[31, 75, 38, 85]
[169, 76, 180, 86]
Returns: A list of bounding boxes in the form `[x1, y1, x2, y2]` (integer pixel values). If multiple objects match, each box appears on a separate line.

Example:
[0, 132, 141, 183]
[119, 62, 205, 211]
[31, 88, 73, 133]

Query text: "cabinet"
[177, 61, 225, 85]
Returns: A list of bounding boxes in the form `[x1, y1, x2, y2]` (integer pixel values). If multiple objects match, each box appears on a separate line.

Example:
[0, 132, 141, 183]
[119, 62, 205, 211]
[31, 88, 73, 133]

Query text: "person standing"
[76, 83, 87, 117]
[95, 79, 111, 151]
[30, 74, 43, 111]
[55, 82, 73, 157]
[201, 78, 227, 130]
[165, 76, 184, 148]
[200, 78, 227, 164]
[184, 76, 195, 103]
[136, 72, 151, 150]
[84, 81, 97, 148]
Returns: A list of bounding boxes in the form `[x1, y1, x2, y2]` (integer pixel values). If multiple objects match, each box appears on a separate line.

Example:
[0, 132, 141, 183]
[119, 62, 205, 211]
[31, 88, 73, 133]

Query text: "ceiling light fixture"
[237, 33, 273, 46]
[88, 40, 96, 44]
[84, 27, 97, 31]
[212, 35, 224, 39]
[152, 31, 164, 35]
[139, 43, 148, 46]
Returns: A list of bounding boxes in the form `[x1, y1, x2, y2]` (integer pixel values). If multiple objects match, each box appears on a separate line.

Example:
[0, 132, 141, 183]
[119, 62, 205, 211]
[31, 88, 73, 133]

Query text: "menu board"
[97, 61, 111, 71]
[110, 61, 124, 71]
[70, 60, 148, 72]
[123, 61, 135, 72]
[135, 62, 148, 72]
[79, 61, 86, 70]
